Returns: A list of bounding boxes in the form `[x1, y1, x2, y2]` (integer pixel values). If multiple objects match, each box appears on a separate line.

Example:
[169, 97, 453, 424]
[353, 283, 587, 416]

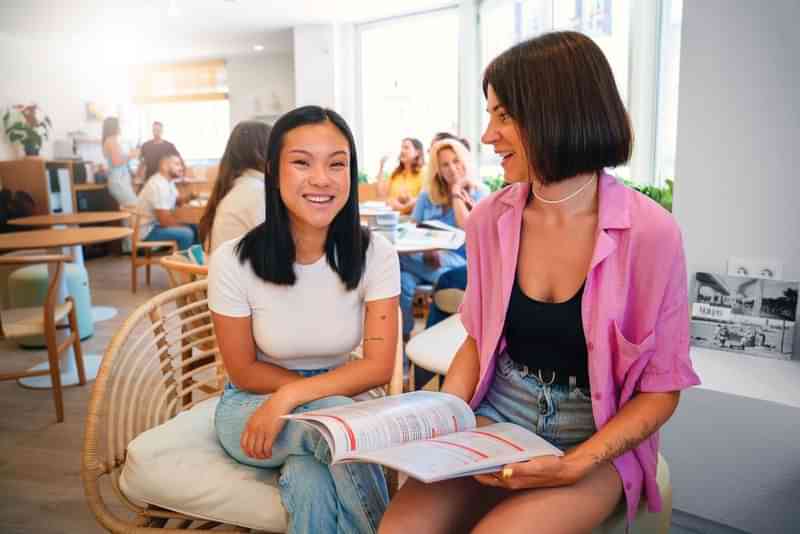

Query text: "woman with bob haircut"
[208, 106, 400, 534]
[399, 138, 487, 341]
[198, 120, 271, 253]
[375, 137, 425, 214]
[380, 31, 700, 534]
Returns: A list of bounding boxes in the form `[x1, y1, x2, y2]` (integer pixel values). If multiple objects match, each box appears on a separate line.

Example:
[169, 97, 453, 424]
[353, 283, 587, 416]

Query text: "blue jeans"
[399, 251, 466, 339]
[144, 223, 197, 251]
[214, 375, 389, 534]
[424, 265, 468, 329]
[475, 352, 596, 451]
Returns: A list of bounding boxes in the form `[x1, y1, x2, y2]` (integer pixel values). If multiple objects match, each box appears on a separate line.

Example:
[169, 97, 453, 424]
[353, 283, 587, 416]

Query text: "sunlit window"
[357, 9, 460, 177]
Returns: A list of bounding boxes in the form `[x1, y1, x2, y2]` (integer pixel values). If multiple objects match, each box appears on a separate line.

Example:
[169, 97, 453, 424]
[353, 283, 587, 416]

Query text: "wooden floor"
[0, 255, 168, 534]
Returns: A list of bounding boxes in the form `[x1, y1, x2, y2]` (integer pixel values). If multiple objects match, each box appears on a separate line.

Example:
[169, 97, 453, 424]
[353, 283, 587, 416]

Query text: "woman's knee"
[279, 455, 336, 510]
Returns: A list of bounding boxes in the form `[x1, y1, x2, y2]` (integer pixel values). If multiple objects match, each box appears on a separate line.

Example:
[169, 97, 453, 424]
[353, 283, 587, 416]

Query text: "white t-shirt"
[136, 173, 178, 238]
[208, 232, 400, 370]
[209, 169, 265, 254]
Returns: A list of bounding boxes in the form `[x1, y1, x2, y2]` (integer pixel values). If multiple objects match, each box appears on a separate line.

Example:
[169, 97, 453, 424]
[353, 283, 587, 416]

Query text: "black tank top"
[503, 274, 590, 386]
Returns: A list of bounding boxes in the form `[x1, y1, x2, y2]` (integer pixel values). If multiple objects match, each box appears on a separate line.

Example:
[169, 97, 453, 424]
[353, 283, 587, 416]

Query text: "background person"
[137, 121, 182, 181]
[101, 116, 139, 207]
[399, 138, 487, 342]
[375, 137, 425, 214]
[136, 153, 197, 251]
[198, 120, 271, 253]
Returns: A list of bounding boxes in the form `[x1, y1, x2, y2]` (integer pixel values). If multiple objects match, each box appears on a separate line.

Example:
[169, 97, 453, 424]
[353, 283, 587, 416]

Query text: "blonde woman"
[375, 137, 425, 214]
[399, 138, 487, 340]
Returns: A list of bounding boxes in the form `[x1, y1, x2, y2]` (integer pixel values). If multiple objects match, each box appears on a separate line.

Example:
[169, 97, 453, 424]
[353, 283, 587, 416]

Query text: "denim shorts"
[475, 352, 596, 451]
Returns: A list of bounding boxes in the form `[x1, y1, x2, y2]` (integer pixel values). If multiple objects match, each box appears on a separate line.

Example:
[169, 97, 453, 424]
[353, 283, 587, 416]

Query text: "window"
[478, 0, 681, 186]
[357, 8, 460, 178]
[130, 60, 231, 161]
[654, 0, 683, 184]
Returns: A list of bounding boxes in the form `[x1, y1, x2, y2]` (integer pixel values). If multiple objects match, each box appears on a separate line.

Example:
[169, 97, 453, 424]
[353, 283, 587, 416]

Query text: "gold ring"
[501, 467, 513, 479]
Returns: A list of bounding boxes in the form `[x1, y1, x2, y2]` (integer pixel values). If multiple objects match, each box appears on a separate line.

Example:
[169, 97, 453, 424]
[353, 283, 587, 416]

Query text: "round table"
[9, 212, 131, 322]
[0, 227, 132, 389]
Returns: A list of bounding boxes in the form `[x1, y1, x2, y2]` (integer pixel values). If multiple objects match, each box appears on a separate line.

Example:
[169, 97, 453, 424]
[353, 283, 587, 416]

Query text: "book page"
[349, 422, 563, 483]
[285, 391, 475, 461]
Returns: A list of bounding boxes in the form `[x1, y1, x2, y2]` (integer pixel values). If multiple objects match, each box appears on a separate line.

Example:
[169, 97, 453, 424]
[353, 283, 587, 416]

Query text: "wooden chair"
[358, 182, 379, 202]
[83, 280, 404, 532]
[160, 253, 208, 289]
[123, 207, 178, 293]
[0, 253, 85, 422]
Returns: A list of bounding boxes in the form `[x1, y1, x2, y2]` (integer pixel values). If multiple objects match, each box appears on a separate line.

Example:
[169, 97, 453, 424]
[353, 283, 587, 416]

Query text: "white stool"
[405, 313, 466, 390]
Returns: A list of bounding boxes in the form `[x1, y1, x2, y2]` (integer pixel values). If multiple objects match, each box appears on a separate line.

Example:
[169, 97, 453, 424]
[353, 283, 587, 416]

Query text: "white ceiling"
[0, 0, 455, 61]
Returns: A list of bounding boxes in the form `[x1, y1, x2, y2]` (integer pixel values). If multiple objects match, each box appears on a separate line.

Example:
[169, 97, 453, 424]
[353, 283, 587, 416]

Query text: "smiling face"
[437, 147, 466, 186]
[399, 139, 419, 166]
[278, 121, 351, 233]
[481, 84, 530, 183]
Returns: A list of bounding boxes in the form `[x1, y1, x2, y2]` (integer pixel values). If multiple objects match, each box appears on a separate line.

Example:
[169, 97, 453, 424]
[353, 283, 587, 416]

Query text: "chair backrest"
[0, 253, 70, 338]
[358, 182, 379, 202]
[161, 253, 209, 289]
[121, 206, 142, 248]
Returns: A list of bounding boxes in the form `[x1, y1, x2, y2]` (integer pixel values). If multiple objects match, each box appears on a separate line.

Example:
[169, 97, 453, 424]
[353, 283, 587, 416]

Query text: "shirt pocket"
[611, 320, 656, 385]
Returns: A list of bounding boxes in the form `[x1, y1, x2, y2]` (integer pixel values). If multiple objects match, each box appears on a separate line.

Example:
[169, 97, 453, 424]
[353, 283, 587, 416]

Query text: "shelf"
[73, 183, 107, 192]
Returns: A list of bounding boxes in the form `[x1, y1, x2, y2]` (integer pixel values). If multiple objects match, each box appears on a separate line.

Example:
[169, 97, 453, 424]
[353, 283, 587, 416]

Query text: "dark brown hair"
[101, 117, 120, 144]
[198, 120, 271, 247]
[390, 137, 425, 178]
[483, 31, 632, 185]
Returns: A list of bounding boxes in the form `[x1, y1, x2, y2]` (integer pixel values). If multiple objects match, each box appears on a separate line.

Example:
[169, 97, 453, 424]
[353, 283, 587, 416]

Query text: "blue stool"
[7, 263, 94, 347]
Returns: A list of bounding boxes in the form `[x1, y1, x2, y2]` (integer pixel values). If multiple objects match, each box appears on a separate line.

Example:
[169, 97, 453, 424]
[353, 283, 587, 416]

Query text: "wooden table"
[8, 212, 132, 323]
[0, 227, 132, 389]
[9, 211, 130, 227]
[174, 205, 206, 225]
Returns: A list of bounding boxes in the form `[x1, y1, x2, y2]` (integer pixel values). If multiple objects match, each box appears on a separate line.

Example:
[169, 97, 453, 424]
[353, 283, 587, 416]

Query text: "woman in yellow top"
[375, 137, 425, 214]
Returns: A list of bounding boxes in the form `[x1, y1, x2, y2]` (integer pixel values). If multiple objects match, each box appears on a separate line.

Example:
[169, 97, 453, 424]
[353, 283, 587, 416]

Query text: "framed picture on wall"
[690, 272, 798, 360]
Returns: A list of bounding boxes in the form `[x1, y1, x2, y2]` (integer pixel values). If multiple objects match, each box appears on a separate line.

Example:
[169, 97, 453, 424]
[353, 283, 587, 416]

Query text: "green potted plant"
[2, 104, 52, 157]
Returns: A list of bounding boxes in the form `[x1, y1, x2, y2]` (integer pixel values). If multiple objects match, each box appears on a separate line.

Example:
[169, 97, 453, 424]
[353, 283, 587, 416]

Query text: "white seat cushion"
[406, 313, 467, 375]
[119, 397, 288, 532]
[1, 302, 72, 338]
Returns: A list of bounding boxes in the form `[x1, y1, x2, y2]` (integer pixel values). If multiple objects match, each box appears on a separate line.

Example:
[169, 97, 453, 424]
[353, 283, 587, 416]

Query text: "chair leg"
[68, 299, 87, 386]
[44, 323, 64, 423]
[145, 251, 152, 286]
[131, 258, 138, 293]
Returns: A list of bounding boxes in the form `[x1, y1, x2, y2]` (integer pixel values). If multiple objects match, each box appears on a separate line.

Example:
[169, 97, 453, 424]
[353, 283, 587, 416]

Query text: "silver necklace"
[530, 174, 596, 204]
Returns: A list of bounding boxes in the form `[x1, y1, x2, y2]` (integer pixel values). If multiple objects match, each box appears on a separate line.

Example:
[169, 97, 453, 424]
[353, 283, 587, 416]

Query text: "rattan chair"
[122, 207, 178, 293]
[160, 253, 208, 289]
[0, 253, 85, 423]
[83, 280, 403, 532]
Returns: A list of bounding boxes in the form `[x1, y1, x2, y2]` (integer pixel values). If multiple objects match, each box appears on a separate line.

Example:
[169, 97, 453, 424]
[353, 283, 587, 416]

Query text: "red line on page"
[452, 415, 458, 432]
[311, 414, 357, 451]
[468, 431, 525, 452]
[430, 439, 489, 459]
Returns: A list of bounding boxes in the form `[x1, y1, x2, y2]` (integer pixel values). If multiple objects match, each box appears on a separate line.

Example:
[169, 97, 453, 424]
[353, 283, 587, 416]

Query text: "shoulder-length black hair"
[235, 106, 369, 290]
[483, 31, 632, 185]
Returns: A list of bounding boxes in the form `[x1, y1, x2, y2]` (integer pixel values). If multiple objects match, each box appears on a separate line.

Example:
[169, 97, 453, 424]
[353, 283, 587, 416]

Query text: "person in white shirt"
[198, 120, 271, 253]
[208, 106, 400, 534]
[136, 153, 197, 250]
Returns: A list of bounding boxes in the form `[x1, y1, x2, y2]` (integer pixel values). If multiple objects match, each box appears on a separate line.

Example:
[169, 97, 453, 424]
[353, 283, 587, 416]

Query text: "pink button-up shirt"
[460, 173, 701, 521]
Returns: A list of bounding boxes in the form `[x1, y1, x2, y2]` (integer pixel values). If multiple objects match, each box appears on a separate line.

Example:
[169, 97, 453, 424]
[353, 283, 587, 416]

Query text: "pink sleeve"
[458, 215, 482, 341]
[639, 230, 702, 392]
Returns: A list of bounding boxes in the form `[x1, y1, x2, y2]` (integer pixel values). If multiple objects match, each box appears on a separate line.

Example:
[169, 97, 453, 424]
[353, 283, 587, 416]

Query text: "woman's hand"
[423, 250, 441, 269]
[241, 388, 298, 460]
[452, 188, 474, 210]
[473, 455, 588, 491]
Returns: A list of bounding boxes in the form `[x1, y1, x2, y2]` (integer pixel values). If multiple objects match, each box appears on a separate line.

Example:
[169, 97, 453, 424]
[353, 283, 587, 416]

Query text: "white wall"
[665, 1, 800, 532]
[673, 1, 800, 282]
[0, 34, 123, 163]
[227, 52, 295, 128]
[293, 25, 337, 110]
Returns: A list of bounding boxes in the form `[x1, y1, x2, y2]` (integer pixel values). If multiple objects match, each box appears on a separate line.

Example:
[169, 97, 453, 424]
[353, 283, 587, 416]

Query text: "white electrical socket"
[727, 257, 783, 279]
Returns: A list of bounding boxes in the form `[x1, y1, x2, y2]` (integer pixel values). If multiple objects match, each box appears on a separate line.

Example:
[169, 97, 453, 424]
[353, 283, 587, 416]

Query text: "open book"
[284, 391, 563, 483]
